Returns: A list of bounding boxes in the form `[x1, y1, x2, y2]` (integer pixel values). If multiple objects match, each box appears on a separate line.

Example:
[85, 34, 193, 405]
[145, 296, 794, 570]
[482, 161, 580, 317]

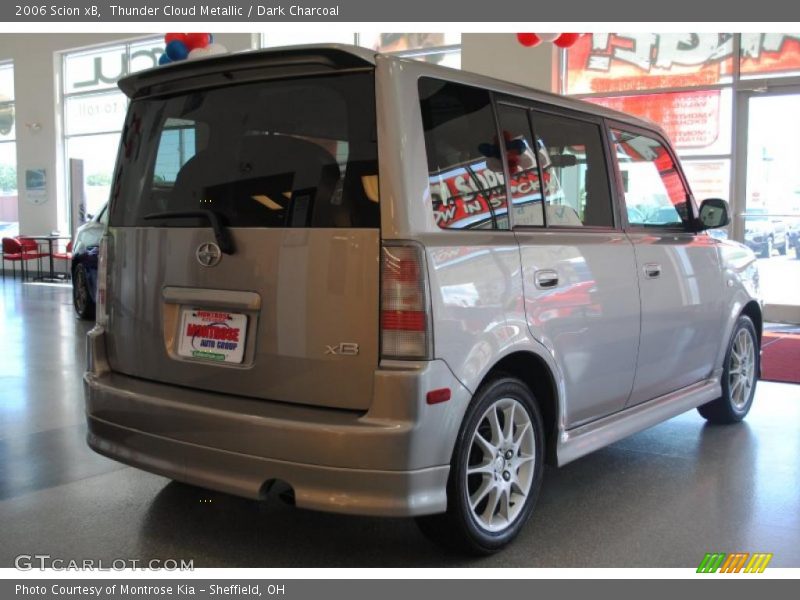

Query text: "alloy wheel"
[465, 397, 536, 533]
[729, 328, 756, 410]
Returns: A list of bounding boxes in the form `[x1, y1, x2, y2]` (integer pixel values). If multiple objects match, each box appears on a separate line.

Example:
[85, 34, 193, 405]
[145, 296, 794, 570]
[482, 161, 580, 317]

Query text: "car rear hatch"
[103, 48, 381, 411]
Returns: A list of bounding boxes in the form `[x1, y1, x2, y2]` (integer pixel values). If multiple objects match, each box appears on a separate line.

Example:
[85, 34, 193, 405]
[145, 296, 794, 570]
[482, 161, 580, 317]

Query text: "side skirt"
[556, 376, 722, 466]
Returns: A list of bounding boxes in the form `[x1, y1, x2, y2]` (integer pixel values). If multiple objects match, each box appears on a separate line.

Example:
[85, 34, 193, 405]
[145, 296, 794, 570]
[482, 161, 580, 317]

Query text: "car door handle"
[534, 269, 559, 289]
[643, 263, 662, 279]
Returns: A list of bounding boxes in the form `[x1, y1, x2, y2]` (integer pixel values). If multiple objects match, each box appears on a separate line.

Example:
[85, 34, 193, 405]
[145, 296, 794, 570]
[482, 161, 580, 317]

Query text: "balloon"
[516, 33, 541, 47]
[536, 33, 560, 43]
[188, 47, 211, 60]
[185, 33, 211, 50]
[165, 39, 189, 61]
[158, 53, 172, 65]
[204, 43, 228, 56]
[164, 32, 186, 45]
[553, 33, 582, 48]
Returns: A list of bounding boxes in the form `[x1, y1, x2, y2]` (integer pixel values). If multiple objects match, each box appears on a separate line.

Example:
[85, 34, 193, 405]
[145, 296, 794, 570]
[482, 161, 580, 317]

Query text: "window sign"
[64, 40, 163, 94]
[129, 39, 166, 74]
[682, 159, 731, 202]
[65, 92, 128, 136]
[565, 34, 734, 94]
[587, 88, 732, 156]
[740, 33, 800, 79]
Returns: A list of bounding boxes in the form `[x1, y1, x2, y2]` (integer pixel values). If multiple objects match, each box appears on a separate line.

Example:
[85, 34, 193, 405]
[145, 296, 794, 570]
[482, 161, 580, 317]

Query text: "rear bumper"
[84, 326, 469, 517]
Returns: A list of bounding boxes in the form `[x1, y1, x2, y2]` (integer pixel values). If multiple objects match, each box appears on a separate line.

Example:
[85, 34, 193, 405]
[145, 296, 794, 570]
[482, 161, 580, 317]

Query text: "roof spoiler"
[118, 44, 377, 99]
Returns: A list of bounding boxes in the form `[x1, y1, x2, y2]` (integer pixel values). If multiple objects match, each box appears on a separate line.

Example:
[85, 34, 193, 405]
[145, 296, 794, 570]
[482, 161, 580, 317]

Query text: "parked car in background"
[786, 217, 800, 259]
[744, 207, 787, 258]
[71, 204, 107, 319]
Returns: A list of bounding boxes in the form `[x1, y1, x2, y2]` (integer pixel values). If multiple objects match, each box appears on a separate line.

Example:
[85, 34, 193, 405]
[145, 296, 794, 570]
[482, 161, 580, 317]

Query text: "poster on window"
[588, 91, 721, 149]
[565, 33, 800, 95]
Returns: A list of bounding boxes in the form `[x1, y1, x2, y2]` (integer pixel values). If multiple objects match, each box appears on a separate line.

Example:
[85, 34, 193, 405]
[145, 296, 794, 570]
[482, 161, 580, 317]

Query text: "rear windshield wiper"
[143, 210, 235, 255]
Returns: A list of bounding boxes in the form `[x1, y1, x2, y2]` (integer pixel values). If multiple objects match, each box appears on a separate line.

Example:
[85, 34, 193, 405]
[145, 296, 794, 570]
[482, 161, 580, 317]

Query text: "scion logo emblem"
[196, 242, 222, 267]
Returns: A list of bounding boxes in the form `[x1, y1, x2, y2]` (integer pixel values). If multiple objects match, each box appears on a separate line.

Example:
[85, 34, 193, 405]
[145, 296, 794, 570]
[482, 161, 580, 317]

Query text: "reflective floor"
[1, 279, 799, 567]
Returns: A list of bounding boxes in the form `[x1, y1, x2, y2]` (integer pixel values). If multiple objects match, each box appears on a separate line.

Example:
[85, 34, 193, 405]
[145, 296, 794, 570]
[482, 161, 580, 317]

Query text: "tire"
[697, 315, 759, 424]
[416, 376, 545, 555]
[73, 263, 96, 321]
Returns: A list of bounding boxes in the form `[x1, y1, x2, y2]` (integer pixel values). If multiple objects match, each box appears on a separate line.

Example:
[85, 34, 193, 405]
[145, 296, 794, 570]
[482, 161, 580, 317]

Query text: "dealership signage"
[567, 33, 800, 94]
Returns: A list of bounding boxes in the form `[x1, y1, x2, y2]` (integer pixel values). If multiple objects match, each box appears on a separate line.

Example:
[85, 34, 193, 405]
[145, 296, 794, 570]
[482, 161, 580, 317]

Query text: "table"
[18, 235, 72, 281]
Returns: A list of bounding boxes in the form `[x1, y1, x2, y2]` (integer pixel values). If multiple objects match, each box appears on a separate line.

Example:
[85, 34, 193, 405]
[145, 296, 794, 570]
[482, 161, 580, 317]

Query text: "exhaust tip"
[259, 478, 296, 506]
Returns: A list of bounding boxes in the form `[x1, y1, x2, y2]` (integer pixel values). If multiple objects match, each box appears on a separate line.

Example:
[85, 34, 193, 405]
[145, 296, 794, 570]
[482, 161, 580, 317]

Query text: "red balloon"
[516, 33, 541, 47]
[164, 33, 186, 45]
[553, 33, 582, 48]
[185, 33, 211, 50]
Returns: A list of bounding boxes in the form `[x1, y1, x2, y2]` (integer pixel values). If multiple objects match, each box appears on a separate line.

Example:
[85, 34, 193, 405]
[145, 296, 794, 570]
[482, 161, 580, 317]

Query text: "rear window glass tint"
[419, 78, 509, 230]
[110, 72, 379, 229]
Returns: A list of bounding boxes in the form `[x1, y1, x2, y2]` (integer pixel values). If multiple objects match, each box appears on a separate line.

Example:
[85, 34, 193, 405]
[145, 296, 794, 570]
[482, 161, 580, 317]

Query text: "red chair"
[17, 237, 48, 280]
[2, 237, 27, 280]
[52, 241, 73, 278]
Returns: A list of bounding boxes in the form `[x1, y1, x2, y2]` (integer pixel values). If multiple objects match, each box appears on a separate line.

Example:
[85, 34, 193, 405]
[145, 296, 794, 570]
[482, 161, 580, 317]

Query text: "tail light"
[96, 236, 108, 326]
[380, 243, 432, 360]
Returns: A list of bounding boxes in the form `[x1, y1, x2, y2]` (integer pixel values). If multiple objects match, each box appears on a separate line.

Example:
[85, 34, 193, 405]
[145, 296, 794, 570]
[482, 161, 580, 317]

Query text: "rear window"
[110, 72, 379, 228]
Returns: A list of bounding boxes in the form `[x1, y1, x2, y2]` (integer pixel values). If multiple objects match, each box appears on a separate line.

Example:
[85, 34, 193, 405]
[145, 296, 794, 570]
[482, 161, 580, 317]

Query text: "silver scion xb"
[84, 45, 761, 554]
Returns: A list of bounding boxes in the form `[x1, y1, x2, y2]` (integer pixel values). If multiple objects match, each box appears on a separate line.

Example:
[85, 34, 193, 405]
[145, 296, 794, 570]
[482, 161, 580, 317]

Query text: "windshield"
[109, 72, 379, 229]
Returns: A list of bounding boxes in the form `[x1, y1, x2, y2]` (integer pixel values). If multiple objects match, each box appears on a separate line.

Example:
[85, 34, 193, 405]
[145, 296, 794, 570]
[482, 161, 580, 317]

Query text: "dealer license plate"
[177, 309, 247, 364]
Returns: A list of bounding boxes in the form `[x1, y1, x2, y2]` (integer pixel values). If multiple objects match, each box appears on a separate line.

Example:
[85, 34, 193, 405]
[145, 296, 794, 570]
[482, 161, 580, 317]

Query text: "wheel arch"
[473, 351, 560, 465]
[741, 300, 763, 346]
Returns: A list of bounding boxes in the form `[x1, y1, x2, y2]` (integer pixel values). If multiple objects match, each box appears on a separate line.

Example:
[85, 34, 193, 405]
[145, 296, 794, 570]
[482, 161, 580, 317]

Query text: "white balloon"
[205, 43, 228, 55]
[188, 47, 211, 60]
[535, 33, 560, 43]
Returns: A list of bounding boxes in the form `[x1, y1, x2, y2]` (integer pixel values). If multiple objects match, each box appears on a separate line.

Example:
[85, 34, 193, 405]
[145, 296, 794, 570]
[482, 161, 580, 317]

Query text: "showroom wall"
[0, 33, 254, 236]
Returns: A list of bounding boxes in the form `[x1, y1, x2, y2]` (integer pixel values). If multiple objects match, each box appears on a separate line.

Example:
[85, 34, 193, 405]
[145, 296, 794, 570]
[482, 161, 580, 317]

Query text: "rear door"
[498, 101, 641, 428]
[105, 69, 381, 411]
[608, 124, 726, 406]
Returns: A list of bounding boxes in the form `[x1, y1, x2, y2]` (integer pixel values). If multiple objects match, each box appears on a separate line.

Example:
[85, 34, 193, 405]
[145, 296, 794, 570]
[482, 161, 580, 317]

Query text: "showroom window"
[562, 34, 736, 202]
[0, 61, 17, 238]
[562, 33, 800, 314]
[60, 38, 163, 231]
[260, 32, 461, 68]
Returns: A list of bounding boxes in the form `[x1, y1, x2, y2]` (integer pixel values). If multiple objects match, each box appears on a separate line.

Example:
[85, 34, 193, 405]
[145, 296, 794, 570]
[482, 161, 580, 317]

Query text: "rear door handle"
[534, 269, 559, 289]
[643, 263, 662, 279]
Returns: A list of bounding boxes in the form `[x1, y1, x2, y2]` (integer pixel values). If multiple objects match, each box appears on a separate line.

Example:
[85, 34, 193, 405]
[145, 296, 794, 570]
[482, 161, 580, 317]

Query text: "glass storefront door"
[743, 89, 800, 321]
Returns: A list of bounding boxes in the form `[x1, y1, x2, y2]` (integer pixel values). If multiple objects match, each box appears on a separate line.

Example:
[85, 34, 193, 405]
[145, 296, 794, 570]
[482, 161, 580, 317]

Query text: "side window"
[496, 104, 544, 227]
[529, 112, 614, 228]
[419, 78, 509, 230]
[611, 129, 690, 228]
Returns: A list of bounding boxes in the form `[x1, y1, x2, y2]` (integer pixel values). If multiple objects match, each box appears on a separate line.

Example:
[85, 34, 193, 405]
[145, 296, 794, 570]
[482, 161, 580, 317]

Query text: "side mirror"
[698, 198, 730, 230]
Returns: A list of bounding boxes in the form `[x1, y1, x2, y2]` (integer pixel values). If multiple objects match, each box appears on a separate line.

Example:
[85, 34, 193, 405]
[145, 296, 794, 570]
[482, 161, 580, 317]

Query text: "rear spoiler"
[118, 44, 377, 99]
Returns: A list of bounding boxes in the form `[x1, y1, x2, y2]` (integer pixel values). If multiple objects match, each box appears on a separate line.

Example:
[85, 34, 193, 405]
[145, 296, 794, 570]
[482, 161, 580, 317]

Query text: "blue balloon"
[158, 53, 172, 65]
[165, 39, 189, 61]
